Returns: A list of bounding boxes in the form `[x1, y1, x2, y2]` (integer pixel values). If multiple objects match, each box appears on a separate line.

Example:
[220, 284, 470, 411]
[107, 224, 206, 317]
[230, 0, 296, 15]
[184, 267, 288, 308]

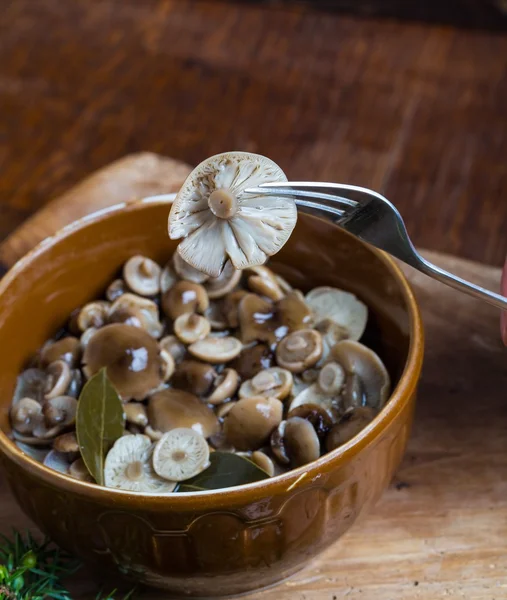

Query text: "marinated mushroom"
[12, 368, 46, 404]
[109, 294, 163, 338]
[171, 360, 217, 396]
[216, 401, 237, 420]
[205, 301, 228, 330]
[10, 398, 43, 434]
[160, 349, 175, 381]
[305, 287, 368, 342]
[276, 329, 323, 373]
[247, 275, 284, 302]
[65, 369, 83, 398]
[288, 385, 340, 423]
[44, 360, 72, 400]
[239, 367, 293, 401]
[77, 301, 110, 332]
[204, 261, 241, 299]
[153, 428, 210, 481]
[330, 340, 390, 410]
[124, 402, 149, 428]
[287, 403, 333, 438]
[188, 336, 242, 364]
[317, 362, 345, 395]
[315, 318, 349, 364]
[284, 417, 320, 467]
[160, 261, 179, 294]
[43, 450, 69, 474]
[145, 425, 163, 442]
[159, 335, 186, 363]
[148, 389, 219, 438]
[223, 289, 249, 328]
[168, 152, 297, 276]
[223, 396, 283, 451]
[80, 327, 98, 349]
[123, 255, 162, 297]
[251, 450, 275, 477]
[53, 431, 79, 454]
[174, 313, 211, 344]
[40, 337, 81, 368]
[104, 434, 176, 493]
[230, 343, 274, 380]
[162, 280, 209, 321]
[326, 407, 376, 451]
[106, 278, 127, 302]
[270, 421, 290, 465]
[83, 324, 163, 401]
[207, 368, 240, 404]
[69, 457, 94, 482]
[172, 252, 209, 284]
[42, 396, 77, 429]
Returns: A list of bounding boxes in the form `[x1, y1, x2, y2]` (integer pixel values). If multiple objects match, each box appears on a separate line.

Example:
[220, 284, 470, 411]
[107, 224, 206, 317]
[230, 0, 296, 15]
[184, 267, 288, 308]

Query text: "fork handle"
[416, 255, 507, 310]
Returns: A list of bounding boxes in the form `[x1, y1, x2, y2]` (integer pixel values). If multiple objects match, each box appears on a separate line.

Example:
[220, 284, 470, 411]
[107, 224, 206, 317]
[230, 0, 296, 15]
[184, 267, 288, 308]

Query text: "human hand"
[502, 257, 507, 345]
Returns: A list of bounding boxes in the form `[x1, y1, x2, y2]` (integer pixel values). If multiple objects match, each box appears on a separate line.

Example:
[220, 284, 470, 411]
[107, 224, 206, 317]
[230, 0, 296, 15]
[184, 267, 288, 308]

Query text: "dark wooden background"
[1, 0, 507, 266]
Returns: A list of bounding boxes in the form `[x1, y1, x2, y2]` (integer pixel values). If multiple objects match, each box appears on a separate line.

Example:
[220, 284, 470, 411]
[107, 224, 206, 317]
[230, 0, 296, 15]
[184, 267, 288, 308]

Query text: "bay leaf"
[76, 368, 125, 485]
[174, 452, 270, 492]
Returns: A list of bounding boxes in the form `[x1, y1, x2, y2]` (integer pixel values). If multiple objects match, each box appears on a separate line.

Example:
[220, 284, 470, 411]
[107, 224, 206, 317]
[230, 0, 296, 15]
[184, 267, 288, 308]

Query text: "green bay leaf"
[174, 452, 270, 492]
[76, 368, 125, 485]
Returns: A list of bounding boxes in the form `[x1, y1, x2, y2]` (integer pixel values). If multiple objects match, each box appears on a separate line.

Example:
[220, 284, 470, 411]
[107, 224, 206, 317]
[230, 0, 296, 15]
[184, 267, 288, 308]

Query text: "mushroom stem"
[208, 189, 238, 219]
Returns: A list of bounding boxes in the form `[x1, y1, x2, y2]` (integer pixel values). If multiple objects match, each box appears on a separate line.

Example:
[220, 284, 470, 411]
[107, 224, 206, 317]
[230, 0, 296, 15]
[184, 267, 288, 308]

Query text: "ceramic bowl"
[0, 198, 423, 596]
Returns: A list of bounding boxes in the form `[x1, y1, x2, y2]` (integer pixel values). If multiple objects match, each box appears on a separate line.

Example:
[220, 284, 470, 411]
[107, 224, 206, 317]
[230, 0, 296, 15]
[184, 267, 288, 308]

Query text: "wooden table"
[1, 0, 507, 265]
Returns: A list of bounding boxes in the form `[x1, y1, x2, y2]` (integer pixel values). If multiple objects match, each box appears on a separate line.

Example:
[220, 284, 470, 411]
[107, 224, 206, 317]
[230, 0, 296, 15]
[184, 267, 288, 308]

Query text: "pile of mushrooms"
[9, 252, 390, 492]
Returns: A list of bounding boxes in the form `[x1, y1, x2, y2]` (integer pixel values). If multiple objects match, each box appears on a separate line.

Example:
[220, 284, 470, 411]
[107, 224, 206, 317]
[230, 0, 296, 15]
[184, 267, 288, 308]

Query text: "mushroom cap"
[171, 360, 217, 397]
[145, 425, 163, 442]
[43, 450, 70, 474]
[288, 384, 340, 423]
[162, 280, 209, 321]
[207, 368, 240, 404]
[239, 367, 293, 400]
[172, 252, 209, 284]
[224, 396, 283, 451]
[160, 349, 175, 381]
[305, 287, 368, 342]
[270, 420, 290, 465]
[168, 152, 296, 277]
[83, 324, 163, 401]
[188, 336, 242, 364]
[106, 278, 127, 302]
[317, 362, 345, 395]
[10, 397, 43, 434]
[12, 368, 47, 404]
[315, 318, 349, 364]
[326, 407, 376, 451]
[275, 329, 323, 373]
[204, 261, 241, 300]
[123, 255, 162, 297]
[41, 395, 77, 429]
[152, 428, 210, 482]
[160, 262, 179, 294]
[40, 337, 81, 368]
[284, 417, 321, 467]
[223, 289, 249, 328]
[330, 340, 390, 410]
[277, 291, 313, 332]
[287, 403, 334, 438]
[68, 457, 94, 482]
[247, 275, 284, 302]
[77, 301, 110, 332]
[230, 342, 274, 380]
[124, 402, 149, 427]
[216, 401, 237, 420]
[109, 294, 163, 339]
[251, 450, 275, 476]
[53, 431, 79, 454]
[12, 430, 52, 447]
[44, 360, 72, 400]
[205, 301, 228, 330]
[104, 434, 176, 493]
[174, 313, 211, 344]
[148, 388, 219, 438]
[80, 327, 98, 349]
[159, 335, 187, 363]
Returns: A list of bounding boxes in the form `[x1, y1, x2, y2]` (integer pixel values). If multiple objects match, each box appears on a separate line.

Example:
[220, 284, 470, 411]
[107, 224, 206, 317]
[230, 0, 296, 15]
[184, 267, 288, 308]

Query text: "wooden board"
[0, 155, 506, 599]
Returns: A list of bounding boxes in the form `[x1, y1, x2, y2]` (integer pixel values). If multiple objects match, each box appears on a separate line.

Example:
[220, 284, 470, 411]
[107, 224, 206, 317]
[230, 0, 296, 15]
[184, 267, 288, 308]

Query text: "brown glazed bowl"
[0, 198, 423, 597]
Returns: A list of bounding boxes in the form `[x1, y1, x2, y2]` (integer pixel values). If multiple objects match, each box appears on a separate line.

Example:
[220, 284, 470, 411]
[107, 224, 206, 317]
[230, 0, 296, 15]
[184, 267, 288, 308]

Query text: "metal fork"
[245, 182, 507, 310]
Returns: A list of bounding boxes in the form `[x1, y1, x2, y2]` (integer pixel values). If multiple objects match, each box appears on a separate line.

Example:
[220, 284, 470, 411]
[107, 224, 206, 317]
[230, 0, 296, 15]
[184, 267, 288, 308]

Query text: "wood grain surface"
[1, 1, 507, 266]
[0, 154, 506, 599]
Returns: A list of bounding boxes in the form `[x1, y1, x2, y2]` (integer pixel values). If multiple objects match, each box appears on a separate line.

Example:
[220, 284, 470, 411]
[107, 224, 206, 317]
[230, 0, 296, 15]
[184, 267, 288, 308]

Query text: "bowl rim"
[0, 197, 424, 507]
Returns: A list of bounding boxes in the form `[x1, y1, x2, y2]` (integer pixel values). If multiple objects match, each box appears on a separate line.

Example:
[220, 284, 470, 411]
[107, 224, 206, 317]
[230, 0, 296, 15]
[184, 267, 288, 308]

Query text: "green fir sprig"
[0, 530, 135, 600]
